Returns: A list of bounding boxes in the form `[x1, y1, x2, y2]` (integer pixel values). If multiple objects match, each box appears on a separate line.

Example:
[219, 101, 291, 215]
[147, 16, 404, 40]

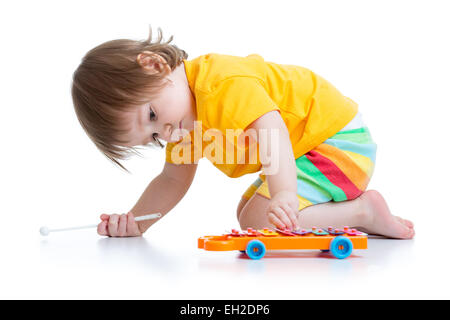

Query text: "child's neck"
[170, 62, 189, 87]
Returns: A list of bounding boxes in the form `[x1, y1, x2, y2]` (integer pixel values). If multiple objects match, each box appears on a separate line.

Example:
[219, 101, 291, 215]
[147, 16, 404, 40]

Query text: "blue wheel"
[330, 236, 353, 259]
[245, 240, 266, 260]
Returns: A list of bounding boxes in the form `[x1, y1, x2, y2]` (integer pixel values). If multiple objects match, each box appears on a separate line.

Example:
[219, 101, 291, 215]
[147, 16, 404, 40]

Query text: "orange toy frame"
[198, 227, 367, 259]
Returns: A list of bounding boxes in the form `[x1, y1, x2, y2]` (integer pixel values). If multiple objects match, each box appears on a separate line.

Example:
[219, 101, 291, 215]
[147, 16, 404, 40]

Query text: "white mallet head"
[40, 226, 50, 236]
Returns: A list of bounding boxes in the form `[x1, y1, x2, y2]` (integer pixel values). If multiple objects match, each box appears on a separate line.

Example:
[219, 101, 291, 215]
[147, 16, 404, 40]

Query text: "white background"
[1, 0, 449, 299]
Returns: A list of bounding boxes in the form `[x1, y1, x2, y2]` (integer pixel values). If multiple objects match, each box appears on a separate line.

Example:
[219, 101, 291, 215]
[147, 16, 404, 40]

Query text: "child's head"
[71, 27, 194, 172]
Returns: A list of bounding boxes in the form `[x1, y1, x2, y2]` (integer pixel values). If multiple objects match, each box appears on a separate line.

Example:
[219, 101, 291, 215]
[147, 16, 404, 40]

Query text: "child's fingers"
[268, 204, 290, 229]
[98, 212, 141, 237]
[268, 206, 292, 229]
[272, 207, 294, 230]
[126, 212, 141, 236]
[267, 212, 285, 229]
[280, 203, 299, 230]
[97, 220, 109, 236]
[108, 214, 120, 237]
[117, 214, 127, 237]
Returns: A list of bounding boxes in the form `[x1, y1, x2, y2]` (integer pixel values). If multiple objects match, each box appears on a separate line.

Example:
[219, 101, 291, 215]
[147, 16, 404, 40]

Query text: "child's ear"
[136, 51, 171, 75]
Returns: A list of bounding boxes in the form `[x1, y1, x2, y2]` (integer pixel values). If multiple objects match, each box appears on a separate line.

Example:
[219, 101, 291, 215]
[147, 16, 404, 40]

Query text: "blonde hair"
[71, 27, 188, 172]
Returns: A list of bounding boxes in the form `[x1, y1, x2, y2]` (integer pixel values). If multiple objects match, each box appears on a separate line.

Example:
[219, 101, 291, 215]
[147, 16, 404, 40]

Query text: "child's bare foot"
[358, 190, 415, 239]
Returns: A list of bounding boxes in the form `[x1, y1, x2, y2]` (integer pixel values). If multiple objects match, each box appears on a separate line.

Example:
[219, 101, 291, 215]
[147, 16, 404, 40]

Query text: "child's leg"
[295, 190, 414, 238]
[238, 116, 415, 238]
[236, 197, 249, 220]
[237, 194, 272, 229]
[238, 190, 414, 239]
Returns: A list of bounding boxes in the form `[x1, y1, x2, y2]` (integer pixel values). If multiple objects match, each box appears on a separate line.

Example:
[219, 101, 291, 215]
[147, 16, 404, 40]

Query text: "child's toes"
[400, 226, 413, 238]
[404, 219, 414, 229]
[395, 216, 414, 229]
[406, 227, 415, 239]
[389, 218, 412, 239]
[398, 221, 415, 239]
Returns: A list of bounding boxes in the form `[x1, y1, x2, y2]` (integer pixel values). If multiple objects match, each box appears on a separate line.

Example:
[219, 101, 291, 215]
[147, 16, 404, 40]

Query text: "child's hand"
[97, 211, 142, 237]
[266, 191, 300, 230]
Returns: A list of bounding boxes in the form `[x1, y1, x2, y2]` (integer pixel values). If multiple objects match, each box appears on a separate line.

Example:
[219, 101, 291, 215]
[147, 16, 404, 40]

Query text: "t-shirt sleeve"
[166, 77, 279, 164]
[203, 77, 280, 133]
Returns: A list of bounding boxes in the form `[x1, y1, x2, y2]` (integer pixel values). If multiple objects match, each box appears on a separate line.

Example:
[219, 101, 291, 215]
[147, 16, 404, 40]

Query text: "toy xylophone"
[198, 226, 367, 259]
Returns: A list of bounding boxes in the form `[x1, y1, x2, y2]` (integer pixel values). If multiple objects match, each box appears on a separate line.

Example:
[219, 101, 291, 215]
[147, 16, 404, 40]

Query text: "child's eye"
[149, 109, 156, 121]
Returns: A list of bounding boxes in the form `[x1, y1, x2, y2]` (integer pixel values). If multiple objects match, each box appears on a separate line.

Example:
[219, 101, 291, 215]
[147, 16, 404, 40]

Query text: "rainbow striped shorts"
[242, 113, 377, 211]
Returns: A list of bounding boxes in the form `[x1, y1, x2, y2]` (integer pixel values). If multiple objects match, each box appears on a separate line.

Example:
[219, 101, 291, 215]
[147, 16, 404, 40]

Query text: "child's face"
[121, 63, 196, 147]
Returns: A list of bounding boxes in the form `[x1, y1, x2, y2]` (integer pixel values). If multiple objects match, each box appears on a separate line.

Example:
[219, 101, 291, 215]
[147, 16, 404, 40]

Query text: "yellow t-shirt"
[165, 53, 358, 178]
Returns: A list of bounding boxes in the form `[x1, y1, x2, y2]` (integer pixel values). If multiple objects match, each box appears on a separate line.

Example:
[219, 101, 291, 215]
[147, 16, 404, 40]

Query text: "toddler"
[71, 28, 414, 239]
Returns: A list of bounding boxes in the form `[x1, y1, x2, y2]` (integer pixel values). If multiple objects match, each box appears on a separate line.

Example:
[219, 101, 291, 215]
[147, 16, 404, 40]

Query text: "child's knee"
[237, 194, 271, 229]
[236, 197, 249, 220]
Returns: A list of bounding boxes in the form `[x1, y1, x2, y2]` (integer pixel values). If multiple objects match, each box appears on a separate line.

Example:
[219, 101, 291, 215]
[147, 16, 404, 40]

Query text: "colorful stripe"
[314, 144, 370, 191]
[305, 150, 362, 200]
[324, 138, 377, 162]
[241, 113, 377, 211]
[341, 150, 374, 177]
[296, 176, 331, 205]
[295, 156, 348, 202]
[242, 178, 263, 200]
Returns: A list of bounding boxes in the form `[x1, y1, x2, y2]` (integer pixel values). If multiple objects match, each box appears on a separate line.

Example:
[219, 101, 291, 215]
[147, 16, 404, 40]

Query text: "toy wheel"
[330, 236, 353, 259]
[245, 240, 266, 260]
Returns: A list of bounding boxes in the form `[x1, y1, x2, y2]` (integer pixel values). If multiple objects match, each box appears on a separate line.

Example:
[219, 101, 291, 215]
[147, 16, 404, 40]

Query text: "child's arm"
[97, 162, 198, 237]
[247, 110, 299, 230]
